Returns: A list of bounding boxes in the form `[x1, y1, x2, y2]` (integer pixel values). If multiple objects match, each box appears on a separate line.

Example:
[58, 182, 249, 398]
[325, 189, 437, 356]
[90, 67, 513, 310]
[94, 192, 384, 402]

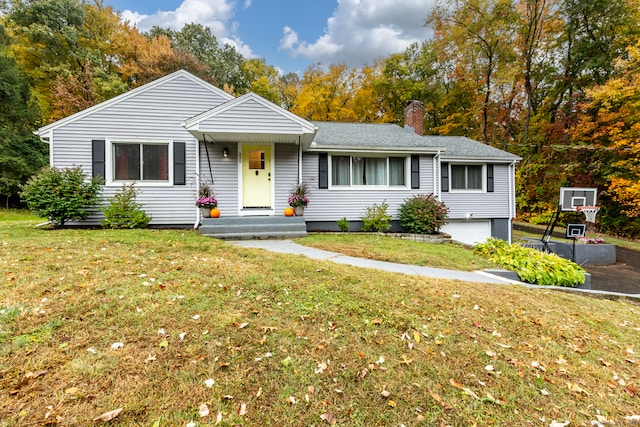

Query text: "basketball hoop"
[577, 206, 600, 223]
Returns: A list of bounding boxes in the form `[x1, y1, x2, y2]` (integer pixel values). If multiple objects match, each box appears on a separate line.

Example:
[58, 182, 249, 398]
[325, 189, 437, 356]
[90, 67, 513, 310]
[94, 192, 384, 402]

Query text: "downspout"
[194, 136, 201, 230]
[508, 160, 517, 243]
[434, 151, 441, 199]
[298, 136, 303, 183]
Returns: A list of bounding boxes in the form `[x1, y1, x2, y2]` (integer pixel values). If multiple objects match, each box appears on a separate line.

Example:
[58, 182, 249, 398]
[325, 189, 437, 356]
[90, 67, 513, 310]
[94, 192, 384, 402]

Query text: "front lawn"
[297, 233, 498, 271]
[1, 212, 639, 425]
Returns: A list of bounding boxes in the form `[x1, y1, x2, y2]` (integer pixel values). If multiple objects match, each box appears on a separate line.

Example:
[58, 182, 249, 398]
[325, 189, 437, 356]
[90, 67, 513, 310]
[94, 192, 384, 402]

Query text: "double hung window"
[331, 155, 406, 187]
[113, 143, 169, 182]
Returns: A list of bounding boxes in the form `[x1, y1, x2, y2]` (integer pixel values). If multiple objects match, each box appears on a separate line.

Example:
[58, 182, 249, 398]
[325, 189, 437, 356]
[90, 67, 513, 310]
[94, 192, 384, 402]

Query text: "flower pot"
[294, 206, 305, 216]
[200, 207, 211, 218]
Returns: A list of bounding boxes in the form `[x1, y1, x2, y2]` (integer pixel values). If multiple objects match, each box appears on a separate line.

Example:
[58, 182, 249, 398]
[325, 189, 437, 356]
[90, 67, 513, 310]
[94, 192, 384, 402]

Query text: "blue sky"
[105, 0, 436, 75]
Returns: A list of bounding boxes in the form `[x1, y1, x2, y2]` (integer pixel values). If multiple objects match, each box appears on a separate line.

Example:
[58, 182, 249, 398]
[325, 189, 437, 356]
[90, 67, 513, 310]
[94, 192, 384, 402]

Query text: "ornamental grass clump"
[474, 238, 586, 287]
[399, 193, 448, 234]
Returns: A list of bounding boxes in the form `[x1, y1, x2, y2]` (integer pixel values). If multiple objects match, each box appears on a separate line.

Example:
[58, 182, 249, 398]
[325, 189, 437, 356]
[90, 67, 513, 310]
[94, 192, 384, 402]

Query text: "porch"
[199, 215, 307, 240]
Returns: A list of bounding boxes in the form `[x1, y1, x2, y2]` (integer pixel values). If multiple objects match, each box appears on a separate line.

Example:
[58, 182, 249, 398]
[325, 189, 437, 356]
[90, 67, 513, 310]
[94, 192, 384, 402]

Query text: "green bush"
[101, 183, 151, 229]
[361, 201, 392, 232]
[337, 217, 350, 232]
[399, 193, 448, 234]
[474, 238, 586, 287]
[19, 166, 103, 227]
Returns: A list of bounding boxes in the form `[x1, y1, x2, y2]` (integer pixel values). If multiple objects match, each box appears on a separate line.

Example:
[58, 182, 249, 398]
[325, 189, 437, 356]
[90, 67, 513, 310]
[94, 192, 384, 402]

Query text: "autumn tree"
[569, 40, 640, 234]
[241, 58, 282, 104]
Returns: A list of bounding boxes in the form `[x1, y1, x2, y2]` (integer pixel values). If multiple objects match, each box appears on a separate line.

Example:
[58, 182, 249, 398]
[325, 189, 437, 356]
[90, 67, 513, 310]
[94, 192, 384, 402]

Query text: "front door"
[241, 144, 272, 210]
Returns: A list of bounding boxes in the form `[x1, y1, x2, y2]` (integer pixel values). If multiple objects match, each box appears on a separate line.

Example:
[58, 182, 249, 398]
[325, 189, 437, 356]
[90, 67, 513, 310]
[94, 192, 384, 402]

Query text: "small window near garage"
[113, 142, 169, 182]
[451, 164, 483, 190]
[330, 155, 406, 187]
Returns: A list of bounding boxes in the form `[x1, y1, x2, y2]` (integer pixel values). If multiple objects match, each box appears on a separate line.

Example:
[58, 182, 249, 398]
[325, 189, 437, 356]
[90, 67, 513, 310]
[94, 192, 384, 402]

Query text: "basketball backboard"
[566, 224, 586, 238]
[559, 187, 597, 212]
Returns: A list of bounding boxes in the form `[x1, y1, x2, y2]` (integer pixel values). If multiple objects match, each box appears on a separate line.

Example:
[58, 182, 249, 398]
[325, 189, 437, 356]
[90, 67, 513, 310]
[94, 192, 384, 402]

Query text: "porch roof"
[182, 92, 317, 149]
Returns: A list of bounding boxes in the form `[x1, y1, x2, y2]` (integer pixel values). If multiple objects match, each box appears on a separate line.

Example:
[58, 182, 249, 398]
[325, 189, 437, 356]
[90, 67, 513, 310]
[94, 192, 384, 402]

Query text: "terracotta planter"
[294, 206, 305, 216]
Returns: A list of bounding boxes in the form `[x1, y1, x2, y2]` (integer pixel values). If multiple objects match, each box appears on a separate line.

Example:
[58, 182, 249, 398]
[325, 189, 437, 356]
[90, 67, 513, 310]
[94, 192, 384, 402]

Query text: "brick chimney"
[404, 100, 424, 136]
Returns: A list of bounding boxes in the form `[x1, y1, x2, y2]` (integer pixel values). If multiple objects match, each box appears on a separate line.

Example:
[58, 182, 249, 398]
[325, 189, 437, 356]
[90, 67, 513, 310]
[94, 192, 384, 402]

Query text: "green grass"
[1, 211, 639, 425]
[296, 233, 498, 271]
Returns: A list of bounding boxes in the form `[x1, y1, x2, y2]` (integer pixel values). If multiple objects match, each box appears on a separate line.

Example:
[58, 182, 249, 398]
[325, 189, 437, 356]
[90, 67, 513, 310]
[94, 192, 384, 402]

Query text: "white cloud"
[280, 0, 436, 68]
[120, 0, 234, 35]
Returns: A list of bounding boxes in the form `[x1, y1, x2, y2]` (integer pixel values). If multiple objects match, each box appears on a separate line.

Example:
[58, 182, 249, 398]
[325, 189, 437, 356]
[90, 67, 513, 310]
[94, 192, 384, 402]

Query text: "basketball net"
[577, 206, 600, 223]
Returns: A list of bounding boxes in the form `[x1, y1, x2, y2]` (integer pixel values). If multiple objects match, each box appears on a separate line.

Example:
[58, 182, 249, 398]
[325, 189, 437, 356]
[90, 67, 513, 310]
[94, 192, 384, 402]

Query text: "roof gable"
[36, 70, 234, 137]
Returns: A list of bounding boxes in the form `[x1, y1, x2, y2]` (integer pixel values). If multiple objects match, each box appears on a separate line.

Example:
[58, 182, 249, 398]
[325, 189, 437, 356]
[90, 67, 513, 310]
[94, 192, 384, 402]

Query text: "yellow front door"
[241, 144, 272, 208]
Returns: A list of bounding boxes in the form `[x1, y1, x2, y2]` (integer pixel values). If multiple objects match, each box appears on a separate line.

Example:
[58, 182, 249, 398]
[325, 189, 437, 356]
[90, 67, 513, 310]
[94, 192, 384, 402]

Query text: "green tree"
[0, 24, 47, 207]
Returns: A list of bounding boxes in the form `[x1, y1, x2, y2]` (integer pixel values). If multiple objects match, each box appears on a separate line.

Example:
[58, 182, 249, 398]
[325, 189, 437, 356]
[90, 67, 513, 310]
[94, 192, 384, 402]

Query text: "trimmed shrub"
[101, 183, 151, 229]
[361, 201, 392, 232]
[399, 194, 448, 234]
[20, 166, 102, 227]
[337, 217, 350, 232]
[474, 238, 586, 287]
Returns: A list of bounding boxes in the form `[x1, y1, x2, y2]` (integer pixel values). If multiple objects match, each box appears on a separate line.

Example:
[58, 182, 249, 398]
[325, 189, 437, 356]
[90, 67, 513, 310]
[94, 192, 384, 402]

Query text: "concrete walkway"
[229, 239, 521, 285]
[229, 239, 640, 300]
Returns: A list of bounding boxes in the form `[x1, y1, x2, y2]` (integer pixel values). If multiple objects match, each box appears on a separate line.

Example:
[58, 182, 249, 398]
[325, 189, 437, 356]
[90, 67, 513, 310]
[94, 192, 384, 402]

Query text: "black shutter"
[174, 142, 186, 185]
[319, 153, 328, 189]
[487, 164, 494, 192]
[410, 155, 420, 189]
[92, 139, 105, 179]
[441, 162, 449, 192]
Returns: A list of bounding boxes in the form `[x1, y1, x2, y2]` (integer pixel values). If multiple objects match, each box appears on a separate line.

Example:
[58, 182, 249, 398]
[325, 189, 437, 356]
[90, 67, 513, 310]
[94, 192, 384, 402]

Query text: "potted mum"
[288, 181, 310, 216]
[196, 195, 218, 218]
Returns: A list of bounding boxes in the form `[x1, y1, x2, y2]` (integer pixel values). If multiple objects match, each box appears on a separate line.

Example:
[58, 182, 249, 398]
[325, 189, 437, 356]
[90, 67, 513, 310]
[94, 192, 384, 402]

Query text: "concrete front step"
[199, 216, 307, 240]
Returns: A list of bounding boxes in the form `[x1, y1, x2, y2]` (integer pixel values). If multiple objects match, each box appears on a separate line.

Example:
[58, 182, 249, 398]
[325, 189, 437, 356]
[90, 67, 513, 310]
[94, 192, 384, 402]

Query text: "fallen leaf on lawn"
[623, 415, 640, 422]
[215, 411, 223, 425]
[93, 408, 122, 422]
[400, 355, 413, 365]
[376, 355, 385, 365]
[381, 389, 391, 398]
[624, 385, 638, 396]
[549, 421, 570, 427]
[192, 314, 201, 320]
[308, 385, 315, 394]
[157, 328, 166, 336]
[485, 350, 497, 358]
[288, 396, 296, 404]
[145, 354, 156, 363]
[199, 403, 209, 417]
[371, 318, 383, 325]
[315, 362, 328, 374]
[429, 391, 454, 410]
[238, 403, 247, 415]
[450, 378, 463, 389]
[223, 395, 234, 400]
[65, 387, 79, 394]
[110, 342, 124, 350]
[540, 389, 550, 396]
[387, 400, 396, 407]
[320, 410, 337, 425]
[238, 322, 249, 329]
[26, 370, 47, 379]
[159, 340, 168, 348]
[485, 365, 494, 372]
[567, 382, 590, 396]
[256, 387, 263, 397]
[179, 333, 186, 341]
[204, 378, 215, 388]
[413, 330, 421, 343]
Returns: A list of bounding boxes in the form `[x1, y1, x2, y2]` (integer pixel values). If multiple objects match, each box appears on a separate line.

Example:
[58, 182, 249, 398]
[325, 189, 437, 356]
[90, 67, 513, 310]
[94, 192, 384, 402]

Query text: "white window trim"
[105, 137, 174, 187]
[328, 154, 409, 189]
[448, 163, 486, 193]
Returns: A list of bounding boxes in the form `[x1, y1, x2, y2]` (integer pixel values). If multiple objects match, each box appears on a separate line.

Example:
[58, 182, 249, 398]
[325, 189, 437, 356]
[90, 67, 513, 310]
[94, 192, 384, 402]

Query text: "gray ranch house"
[35, 70, 521, 245]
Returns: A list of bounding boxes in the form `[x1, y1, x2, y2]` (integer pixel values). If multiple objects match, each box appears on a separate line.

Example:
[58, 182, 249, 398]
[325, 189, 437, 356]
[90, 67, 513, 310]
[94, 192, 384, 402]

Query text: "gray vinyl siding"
[198, 97, 307, 134]
[301, 152, 435, 221]
[48, 73, 231, 226]
[274, 144, 299, 212]
[440, 163, 512, 219]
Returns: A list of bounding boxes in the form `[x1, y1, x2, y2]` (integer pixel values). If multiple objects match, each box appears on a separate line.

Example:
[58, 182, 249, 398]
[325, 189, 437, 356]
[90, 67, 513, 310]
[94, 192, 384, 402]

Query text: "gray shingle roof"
[310, 121, 521, 161]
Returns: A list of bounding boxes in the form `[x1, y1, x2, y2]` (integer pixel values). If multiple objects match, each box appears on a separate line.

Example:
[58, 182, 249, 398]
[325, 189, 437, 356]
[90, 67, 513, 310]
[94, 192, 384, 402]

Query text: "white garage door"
[440, 220, 491, 246]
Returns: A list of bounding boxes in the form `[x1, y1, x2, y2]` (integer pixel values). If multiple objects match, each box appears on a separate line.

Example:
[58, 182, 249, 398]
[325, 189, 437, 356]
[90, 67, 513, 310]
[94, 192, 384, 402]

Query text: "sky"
[104, 0, 436, 75]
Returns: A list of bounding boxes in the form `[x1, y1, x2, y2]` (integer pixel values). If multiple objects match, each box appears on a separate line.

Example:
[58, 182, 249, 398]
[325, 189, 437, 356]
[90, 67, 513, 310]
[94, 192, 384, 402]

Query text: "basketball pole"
[541, 204, 561, 252]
